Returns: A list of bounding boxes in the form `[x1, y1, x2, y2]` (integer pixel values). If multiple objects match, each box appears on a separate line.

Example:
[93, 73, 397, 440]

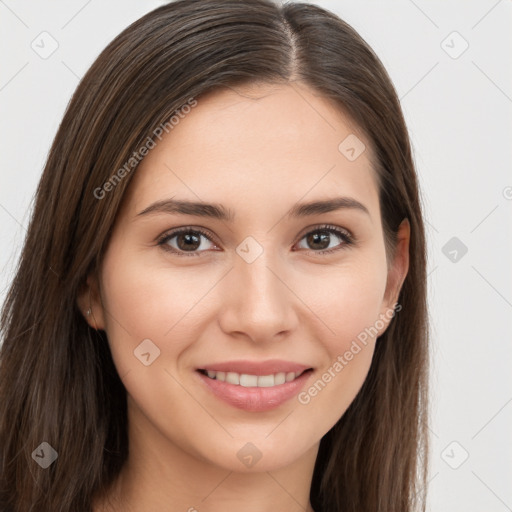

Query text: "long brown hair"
[0, 1, 429, 510]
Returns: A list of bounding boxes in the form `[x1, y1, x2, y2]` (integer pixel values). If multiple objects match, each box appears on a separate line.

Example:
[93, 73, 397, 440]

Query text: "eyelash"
[156, 224, 355, 258]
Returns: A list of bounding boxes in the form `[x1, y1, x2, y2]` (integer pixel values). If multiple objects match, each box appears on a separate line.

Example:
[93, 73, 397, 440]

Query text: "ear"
[76, 271, 106, 330]
[378, 218, 410, 334]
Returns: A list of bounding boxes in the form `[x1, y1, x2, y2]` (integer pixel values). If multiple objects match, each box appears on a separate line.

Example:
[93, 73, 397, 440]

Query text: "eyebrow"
[136, 196, 370, 221]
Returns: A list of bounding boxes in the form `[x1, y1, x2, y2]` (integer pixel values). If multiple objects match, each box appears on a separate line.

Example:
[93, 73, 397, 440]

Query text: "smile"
[198, 369, 308, 388]
[195, 360, 314, 412]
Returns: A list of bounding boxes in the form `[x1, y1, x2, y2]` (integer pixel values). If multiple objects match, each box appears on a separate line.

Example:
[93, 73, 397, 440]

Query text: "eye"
[157, 224, 354, 257]
[294, 224, 354, 255]
[157, 227, 218, 257]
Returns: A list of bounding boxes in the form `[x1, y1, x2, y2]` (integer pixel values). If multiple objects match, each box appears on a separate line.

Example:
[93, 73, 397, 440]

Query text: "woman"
[0, 0, 429, 510]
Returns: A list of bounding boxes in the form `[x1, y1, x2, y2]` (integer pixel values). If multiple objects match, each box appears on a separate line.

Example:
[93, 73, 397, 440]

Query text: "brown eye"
[158, 228, 217, 256]
[305, 231, 331, 250]
[295, 225, 353, 254]
[175, 232, 202, 251]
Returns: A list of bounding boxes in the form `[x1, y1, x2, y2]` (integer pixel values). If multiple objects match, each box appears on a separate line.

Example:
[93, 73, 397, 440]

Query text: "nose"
[217, 248, 298, 344]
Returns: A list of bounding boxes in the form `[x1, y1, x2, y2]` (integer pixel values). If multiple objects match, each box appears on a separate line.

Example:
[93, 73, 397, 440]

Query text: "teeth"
[257, 374, 274, 387]
[226, 372, 239, 385]
[274, 372, 286, 385]
[240, 374, 258, 387]
[202, 370, 304, 387]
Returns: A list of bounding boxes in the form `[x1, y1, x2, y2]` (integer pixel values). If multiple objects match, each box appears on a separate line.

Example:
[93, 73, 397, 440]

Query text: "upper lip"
[197, 359, 312, 375]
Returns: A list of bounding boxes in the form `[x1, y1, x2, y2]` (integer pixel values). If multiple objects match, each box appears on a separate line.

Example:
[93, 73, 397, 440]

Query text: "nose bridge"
[218, 243, 296, 339]
[237, 247, 286, 314]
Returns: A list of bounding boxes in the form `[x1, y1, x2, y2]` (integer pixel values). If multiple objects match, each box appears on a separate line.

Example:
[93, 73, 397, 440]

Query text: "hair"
[0, 1, 429, 510]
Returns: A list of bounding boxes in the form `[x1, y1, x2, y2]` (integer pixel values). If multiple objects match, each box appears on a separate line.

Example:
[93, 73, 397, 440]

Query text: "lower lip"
[197, 370, 313, 412]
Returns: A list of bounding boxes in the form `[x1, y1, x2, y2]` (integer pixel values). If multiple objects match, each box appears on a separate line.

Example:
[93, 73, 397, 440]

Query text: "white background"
[1, 1, 511, 510]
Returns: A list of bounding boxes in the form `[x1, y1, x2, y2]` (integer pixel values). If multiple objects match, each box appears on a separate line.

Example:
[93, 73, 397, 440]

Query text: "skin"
[79, 81, 410, 512]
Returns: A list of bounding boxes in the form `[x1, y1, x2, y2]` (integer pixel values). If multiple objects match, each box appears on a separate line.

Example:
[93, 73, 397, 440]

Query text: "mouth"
[197, 368, 312, 388]
[195, 361, 314, 412]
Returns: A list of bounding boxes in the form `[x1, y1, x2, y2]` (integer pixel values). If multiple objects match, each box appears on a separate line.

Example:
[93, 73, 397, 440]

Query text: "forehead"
[121, 82, 379, 221]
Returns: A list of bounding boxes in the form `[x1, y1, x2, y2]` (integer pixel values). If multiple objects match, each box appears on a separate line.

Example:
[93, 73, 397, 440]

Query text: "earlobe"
[76, 272, 106, 330]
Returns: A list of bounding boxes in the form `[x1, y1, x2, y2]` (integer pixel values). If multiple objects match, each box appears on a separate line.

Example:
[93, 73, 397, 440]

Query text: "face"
[82, 82, 409, 473]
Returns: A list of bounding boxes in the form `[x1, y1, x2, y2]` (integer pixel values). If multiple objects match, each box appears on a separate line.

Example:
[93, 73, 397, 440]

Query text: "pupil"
[308, 232, 330, 250]
[178, 233, 200, 251]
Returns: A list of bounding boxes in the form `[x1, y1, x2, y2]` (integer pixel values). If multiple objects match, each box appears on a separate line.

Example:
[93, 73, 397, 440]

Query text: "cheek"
[98, 243, 215, 439]
[291, 255, 387, 429]
[98, 240, 222, 373]
[310, 255, 388, 351]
